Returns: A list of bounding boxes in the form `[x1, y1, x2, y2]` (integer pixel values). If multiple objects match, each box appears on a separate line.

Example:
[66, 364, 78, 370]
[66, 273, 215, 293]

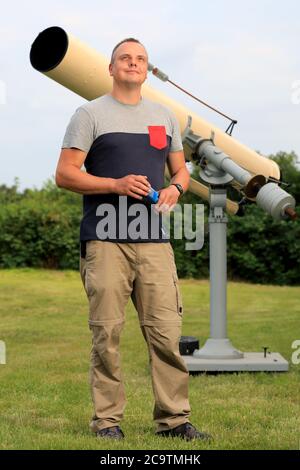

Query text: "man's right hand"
[112, 174, 151, 200]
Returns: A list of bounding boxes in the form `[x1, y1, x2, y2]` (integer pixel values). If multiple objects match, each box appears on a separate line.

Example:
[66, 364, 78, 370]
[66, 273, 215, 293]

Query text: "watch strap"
[171, 183, 183, 195]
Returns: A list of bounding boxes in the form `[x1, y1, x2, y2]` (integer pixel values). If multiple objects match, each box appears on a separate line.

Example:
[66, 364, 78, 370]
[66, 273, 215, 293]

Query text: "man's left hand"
[154, 185, 180, 213]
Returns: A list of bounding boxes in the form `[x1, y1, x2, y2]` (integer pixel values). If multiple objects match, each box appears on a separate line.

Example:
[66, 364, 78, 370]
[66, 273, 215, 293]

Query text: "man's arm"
[55, 148, 115, 195]
[55, 147, 151, 199]
[167, 150, 190, 192]
[155, 150, 190, 212]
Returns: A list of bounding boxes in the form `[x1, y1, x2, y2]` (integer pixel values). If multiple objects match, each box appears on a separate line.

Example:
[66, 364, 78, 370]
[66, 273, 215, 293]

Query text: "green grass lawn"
[0, 269, 299, 450]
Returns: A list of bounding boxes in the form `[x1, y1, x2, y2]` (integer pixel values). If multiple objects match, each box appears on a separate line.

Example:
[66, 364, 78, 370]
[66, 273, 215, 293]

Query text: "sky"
[0, 0, 299, 189]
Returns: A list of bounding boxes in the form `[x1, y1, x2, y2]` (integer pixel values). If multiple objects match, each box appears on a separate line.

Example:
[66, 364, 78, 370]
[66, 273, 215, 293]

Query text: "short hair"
[110, 38, 147, 64]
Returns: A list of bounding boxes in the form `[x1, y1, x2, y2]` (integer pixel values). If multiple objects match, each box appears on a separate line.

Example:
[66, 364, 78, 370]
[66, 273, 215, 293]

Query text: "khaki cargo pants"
[80, 240, 191, 433]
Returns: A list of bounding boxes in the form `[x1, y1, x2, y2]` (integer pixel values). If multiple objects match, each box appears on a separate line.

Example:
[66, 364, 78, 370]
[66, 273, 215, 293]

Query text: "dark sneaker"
[156, 422, 212, 441]
[96, 426, 125, 440]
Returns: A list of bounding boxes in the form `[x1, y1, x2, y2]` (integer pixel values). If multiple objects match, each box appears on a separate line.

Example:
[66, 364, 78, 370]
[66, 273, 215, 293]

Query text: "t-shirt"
[61, 93, 183, 243]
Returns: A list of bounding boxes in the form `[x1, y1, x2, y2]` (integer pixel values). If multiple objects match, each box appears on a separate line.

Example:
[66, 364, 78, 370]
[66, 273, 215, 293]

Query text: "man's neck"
[110, 84, 142, 105]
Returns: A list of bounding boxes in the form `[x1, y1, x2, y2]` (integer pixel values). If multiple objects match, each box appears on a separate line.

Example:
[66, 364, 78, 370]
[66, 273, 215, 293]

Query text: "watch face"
[171, 183, 183, 195]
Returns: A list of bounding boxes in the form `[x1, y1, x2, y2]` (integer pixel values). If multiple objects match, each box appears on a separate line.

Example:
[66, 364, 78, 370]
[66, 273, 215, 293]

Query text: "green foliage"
[0, 179, 81, 270]
[227, 205, 300, 284]
[0, 151, 299, 284]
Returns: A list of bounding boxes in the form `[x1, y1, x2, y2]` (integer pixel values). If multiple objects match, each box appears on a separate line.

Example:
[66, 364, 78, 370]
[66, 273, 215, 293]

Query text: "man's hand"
[113, 174, 151, 200]
[154, 185, 180, 213]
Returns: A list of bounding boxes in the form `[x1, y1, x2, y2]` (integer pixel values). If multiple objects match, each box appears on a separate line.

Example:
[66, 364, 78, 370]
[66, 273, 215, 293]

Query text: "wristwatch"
[171, 183, 184, 196]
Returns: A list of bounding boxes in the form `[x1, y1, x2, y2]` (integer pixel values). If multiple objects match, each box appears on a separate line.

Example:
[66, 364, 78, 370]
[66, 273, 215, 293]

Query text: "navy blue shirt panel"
[80, 132, 171, 242]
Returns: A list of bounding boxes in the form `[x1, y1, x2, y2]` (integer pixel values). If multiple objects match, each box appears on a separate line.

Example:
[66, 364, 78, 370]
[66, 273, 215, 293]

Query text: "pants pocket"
[172, 272, 183, 317]
[81, 241, 98, 297]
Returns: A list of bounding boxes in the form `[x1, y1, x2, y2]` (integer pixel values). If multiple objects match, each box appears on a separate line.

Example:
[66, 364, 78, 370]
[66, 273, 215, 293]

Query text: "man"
[56, 37, 211, 441]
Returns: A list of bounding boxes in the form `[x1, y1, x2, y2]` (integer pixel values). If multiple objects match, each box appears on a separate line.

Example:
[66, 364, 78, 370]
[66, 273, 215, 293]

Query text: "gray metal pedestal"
[183, 351, 289, 372]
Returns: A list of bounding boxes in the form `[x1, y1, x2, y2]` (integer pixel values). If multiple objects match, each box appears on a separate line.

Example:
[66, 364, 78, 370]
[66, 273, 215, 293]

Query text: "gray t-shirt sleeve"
[168, 109, 183, 152]
[61, 107, 94, 153]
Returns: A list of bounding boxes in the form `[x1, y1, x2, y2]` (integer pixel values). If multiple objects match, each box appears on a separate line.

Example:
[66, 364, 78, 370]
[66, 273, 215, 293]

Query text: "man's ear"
[108, 63, 113, 76]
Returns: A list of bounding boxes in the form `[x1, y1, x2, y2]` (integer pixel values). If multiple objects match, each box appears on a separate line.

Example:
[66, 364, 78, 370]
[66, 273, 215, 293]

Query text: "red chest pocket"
[148, 126, 167, 150]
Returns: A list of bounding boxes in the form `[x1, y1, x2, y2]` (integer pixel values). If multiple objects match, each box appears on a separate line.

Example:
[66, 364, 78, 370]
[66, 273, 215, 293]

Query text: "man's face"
[109, 41, 148, 88]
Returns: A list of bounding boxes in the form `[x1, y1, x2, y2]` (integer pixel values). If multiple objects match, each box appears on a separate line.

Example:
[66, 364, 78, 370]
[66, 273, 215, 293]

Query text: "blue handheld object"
[145, 187, 159, 204]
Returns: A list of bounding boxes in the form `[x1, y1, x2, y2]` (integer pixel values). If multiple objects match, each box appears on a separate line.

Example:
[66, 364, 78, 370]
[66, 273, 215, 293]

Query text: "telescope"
[30, 26, 296, 371]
